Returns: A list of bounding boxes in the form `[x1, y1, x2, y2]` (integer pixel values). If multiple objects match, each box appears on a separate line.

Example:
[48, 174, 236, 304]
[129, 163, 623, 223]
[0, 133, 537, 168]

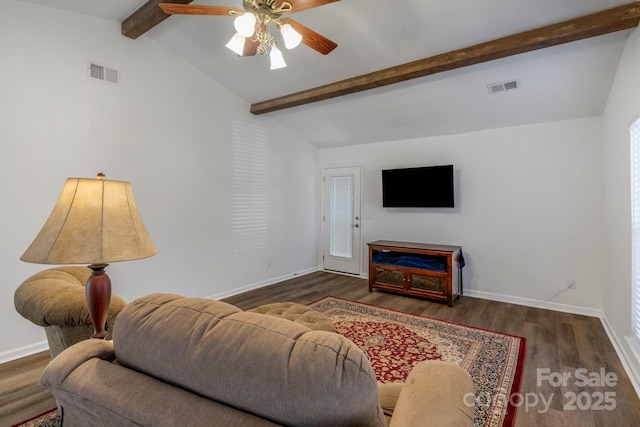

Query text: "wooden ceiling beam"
[122, 0, 193, 39]
[250, 2, 640, 115]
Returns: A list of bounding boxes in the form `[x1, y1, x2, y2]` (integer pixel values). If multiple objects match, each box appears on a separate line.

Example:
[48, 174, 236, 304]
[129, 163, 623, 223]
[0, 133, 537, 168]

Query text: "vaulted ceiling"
[22, 0, 640, 147]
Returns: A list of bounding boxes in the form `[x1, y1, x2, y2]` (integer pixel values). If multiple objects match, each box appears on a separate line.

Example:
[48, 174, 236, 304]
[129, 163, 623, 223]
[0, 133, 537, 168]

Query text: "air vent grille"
[488, 80, 519, 94]
[89, 62, 119, 84]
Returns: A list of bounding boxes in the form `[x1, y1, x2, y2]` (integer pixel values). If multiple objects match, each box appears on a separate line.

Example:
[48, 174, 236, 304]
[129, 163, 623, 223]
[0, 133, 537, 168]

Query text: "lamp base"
[86, 264, 111, 339]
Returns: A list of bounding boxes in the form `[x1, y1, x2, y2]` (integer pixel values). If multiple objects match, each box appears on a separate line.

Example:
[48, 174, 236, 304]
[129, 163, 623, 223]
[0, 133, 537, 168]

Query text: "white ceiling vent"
[488, 80, 519, 94]
[88, 62, 119, 85]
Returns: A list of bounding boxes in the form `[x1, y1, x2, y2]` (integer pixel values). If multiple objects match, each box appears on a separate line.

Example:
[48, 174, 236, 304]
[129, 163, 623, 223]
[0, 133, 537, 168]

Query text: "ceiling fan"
[159, 0, 339, 69]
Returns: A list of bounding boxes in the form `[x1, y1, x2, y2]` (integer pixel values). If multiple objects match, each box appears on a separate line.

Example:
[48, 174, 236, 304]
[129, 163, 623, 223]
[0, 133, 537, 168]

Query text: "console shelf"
[367, 240, 463, 306]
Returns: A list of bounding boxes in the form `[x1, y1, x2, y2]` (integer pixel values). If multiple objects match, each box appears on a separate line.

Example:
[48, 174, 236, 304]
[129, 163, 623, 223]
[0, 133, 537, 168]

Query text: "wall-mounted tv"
[382, 165, 454, 208]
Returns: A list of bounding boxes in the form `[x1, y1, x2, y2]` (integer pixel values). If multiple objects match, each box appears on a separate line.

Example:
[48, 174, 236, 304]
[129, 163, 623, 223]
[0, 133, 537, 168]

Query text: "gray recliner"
[14, 266, 126, 358]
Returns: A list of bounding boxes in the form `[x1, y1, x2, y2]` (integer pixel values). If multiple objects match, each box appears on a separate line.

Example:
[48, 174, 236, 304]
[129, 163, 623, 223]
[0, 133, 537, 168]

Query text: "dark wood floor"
[2, 271, 639, 426]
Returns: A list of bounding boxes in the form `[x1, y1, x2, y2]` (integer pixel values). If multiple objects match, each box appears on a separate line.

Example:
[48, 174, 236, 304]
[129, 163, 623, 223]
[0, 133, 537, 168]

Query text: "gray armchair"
[14, 266, 126, 358]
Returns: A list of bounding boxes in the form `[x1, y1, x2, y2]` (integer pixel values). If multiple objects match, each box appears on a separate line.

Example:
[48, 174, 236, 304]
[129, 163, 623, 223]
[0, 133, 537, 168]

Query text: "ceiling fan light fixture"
[158, 0, 339, 70]
[269, 44, 287, 70]
[225, 33, 246, 56]
[234, 12, 256, 37]
[280, 23, 302, 49]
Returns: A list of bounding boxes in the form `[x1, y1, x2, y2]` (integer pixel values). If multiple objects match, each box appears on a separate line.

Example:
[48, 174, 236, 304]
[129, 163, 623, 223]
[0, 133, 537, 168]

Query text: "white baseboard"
[206, 266, 320, 300]
[463, 289, 603, 317]
[0, 340, 48, 365]
[366, 273, 602, 317]
[464, 288, 640, 399]
[321, 269, 364, 278]
[600, 316, 640, 399]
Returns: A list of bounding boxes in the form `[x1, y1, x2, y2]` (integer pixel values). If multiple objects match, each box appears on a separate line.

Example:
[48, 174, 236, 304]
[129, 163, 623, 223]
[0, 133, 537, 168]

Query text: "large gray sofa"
[41, 293, 474, 426]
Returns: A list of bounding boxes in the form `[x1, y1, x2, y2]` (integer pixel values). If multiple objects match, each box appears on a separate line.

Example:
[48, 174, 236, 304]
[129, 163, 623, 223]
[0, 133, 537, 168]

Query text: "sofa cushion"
[248, 302, 337, 332]
[41, 339, 280, 427]
[113, 293, 386, 427]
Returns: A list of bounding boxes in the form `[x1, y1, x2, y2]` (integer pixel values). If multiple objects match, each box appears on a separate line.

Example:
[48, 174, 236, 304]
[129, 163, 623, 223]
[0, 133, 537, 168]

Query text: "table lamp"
[21, 173, 158, 338]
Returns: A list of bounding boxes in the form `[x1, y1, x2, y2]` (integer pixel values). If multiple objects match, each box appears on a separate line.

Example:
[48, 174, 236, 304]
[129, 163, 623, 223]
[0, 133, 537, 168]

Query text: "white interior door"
[322, 166, 362, 275]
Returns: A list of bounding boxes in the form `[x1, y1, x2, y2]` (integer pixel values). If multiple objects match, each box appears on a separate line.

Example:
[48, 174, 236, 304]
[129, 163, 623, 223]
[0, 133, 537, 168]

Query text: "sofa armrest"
[388, 361, 474, 427]
[40, 339, 115, 389]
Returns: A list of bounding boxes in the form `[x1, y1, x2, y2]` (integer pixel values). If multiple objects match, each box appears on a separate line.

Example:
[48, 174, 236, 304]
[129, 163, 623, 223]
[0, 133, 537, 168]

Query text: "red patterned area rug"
[309, 296, 526, 427]
[10, 408, 59, 427]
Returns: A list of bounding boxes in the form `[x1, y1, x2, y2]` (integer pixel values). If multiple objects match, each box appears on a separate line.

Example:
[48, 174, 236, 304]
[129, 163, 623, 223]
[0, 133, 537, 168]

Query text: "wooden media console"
[367, 240, 463, 306]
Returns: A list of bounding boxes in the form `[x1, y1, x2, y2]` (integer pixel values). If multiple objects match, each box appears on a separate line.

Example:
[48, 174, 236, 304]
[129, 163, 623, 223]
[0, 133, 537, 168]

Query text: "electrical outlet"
[567, 280, 576, 289]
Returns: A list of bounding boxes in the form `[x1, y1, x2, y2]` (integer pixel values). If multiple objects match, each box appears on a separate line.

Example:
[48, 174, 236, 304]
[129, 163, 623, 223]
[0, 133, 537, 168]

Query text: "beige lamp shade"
[21, 175, 158, 265]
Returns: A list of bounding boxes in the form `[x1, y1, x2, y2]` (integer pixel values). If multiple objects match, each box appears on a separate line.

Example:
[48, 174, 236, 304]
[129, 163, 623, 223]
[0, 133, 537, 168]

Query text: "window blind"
[631, 119, 640, 339]
[231, 120, 269, 256]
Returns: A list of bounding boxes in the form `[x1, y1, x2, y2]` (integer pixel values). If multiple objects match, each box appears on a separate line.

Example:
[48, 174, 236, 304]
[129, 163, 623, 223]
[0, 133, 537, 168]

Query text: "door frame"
[320, 165, 363, 276]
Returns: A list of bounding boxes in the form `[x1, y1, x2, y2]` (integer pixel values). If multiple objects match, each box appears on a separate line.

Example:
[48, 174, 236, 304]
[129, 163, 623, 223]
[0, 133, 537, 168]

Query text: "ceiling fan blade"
[243, 38, 260, 56]
[281, 18, 337, 55]
[285, 0, 340, 13]
[159, 3, 241, 16]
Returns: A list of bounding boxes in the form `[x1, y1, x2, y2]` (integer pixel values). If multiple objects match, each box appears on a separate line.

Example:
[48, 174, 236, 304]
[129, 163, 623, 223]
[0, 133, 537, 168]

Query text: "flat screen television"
[382, 165, 454, 208]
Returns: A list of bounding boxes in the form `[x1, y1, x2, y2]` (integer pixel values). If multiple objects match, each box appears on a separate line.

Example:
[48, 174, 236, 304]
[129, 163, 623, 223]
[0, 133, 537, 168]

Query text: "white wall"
[0, 1, 319, 362]
[320, 117, 605, 312]
[602, 27, 640, 388]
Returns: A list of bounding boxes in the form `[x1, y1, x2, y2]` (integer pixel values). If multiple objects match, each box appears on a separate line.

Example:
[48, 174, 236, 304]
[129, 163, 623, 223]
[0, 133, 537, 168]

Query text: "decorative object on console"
[158, 0, 339, 70]
[20, 173, 157, 339]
